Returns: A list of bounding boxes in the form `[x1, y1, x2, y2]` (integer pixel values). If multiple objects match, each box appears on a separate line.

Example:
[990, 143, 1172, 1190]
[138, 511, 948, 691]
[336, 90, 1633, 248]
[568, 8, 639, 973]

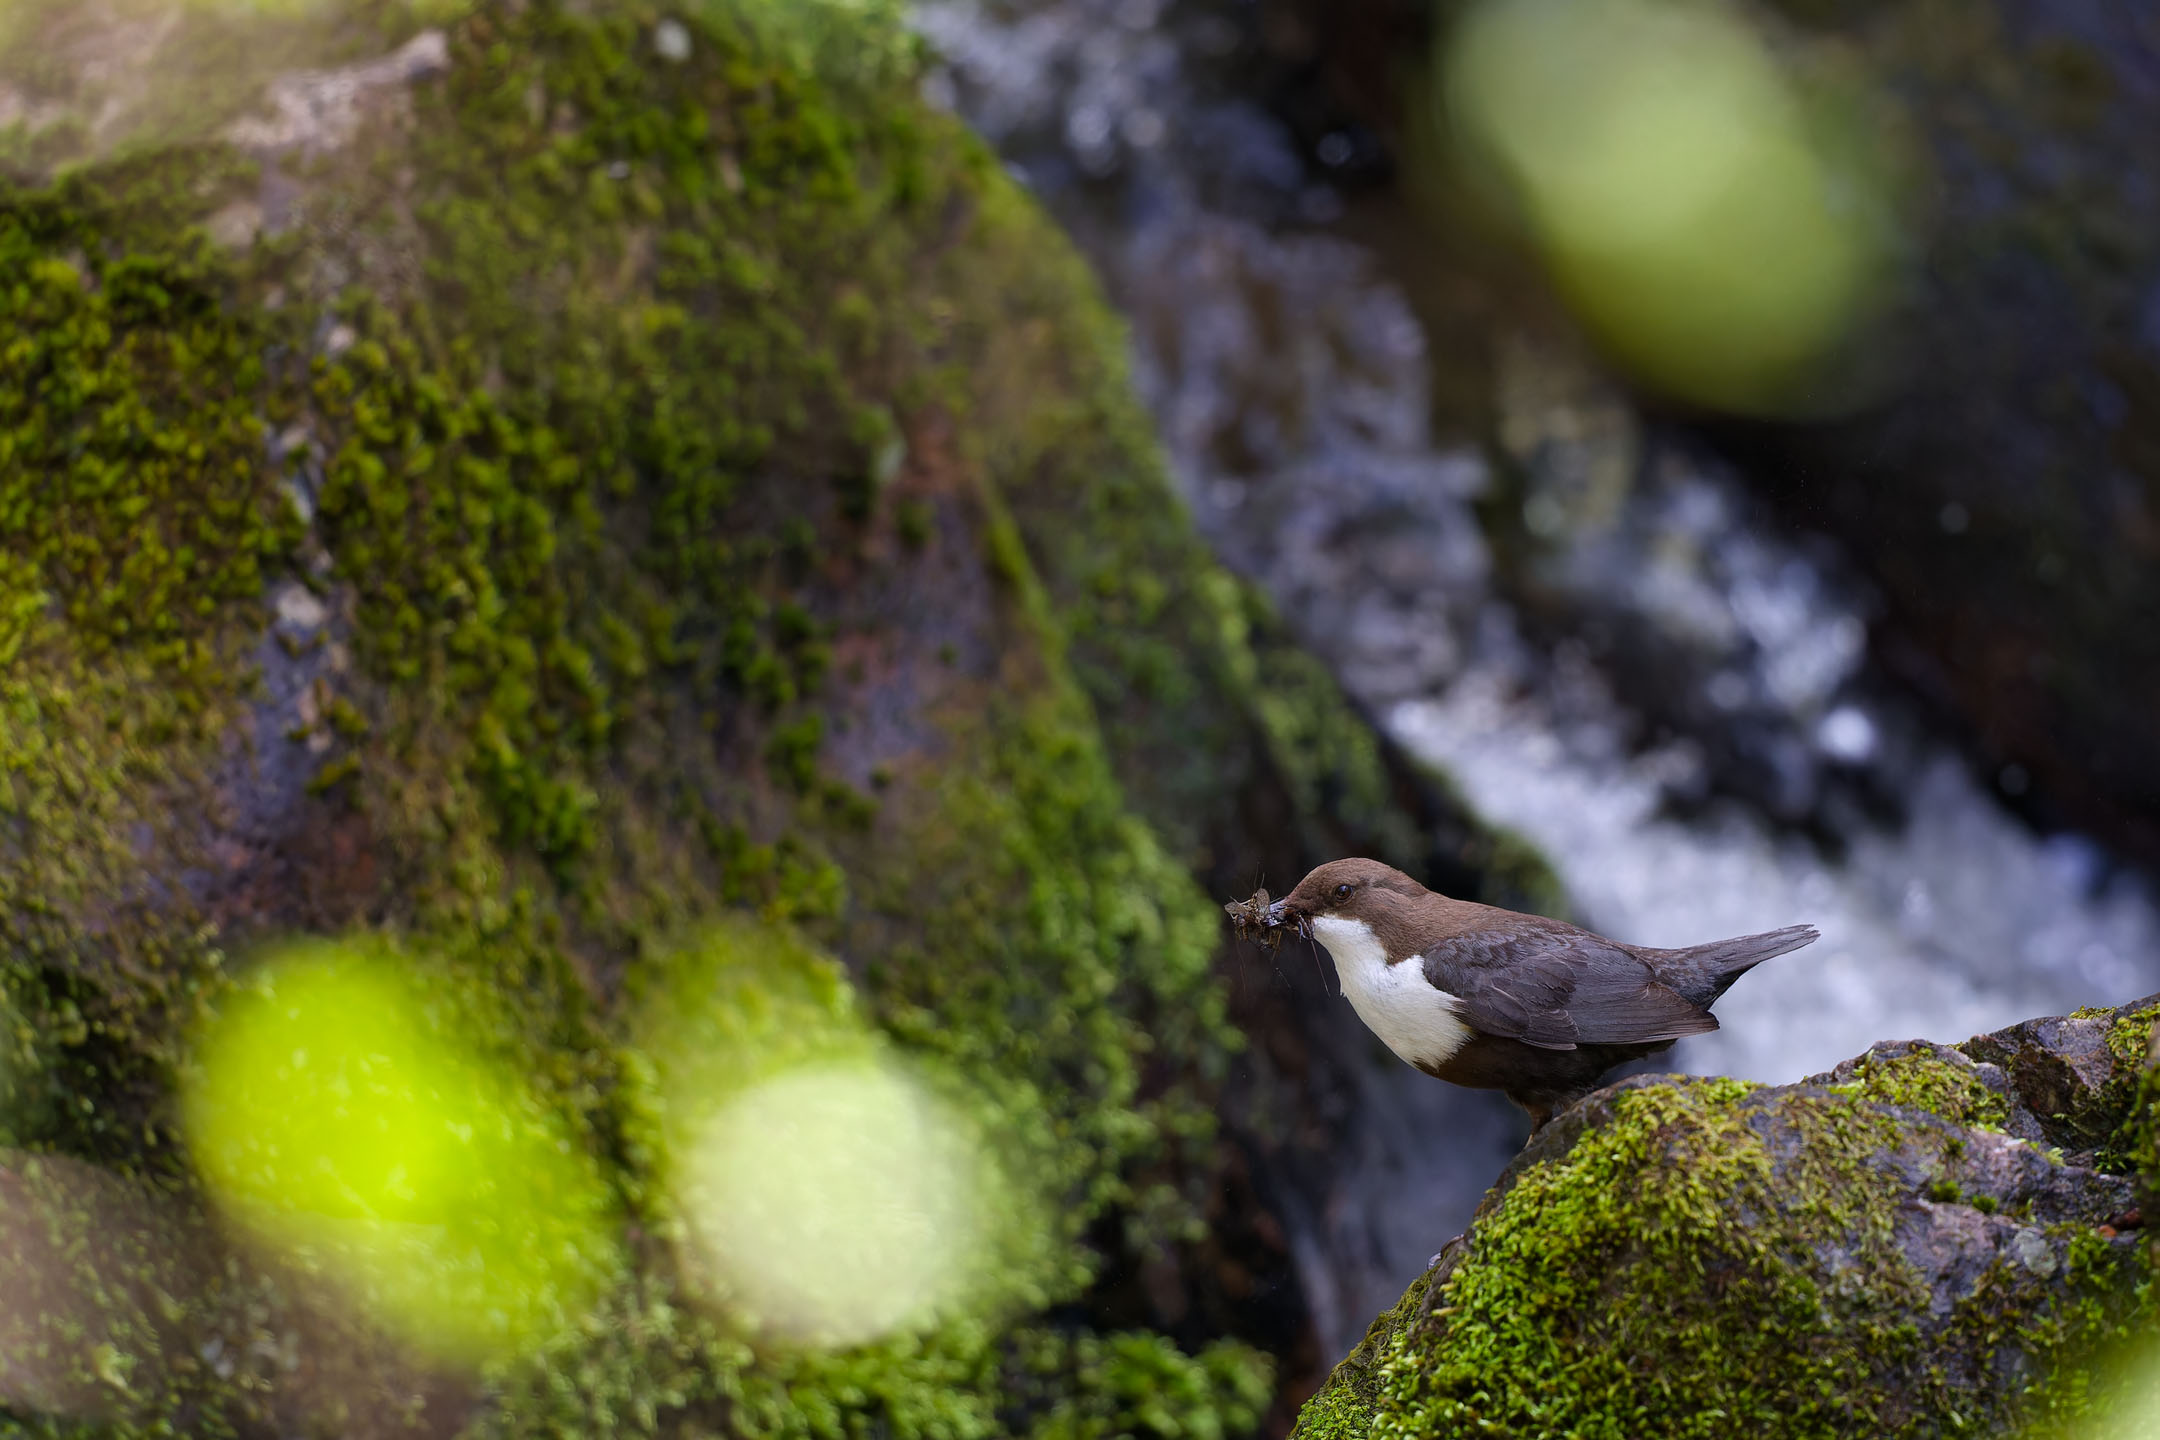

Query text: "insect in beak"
[1224, 889, 1307, 949]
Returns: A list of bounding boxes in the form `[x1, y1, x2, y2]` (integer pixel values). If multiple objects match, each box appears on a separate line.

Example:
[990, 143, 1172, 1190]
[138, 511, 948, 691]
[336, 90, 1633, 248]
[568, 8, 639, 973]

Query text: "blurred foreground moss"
[182, 937, 619, 1366]
[1442, 0, 1911, 416]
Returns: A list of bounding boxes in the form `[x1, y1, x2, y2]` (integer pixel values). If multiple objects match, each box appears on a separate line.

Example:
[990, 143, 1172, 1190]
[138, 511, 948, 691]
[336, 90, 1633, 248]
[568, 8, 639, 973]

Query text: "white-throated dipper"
[1229, 858, 1817, 1130]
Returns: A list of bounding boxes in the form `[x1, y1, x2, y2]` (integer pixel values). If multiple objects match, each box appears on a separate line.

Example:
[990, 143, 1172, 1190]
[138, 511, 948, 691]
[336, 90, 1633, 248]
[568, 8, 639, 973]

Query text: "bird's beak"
[1267, 897, 1312, 938]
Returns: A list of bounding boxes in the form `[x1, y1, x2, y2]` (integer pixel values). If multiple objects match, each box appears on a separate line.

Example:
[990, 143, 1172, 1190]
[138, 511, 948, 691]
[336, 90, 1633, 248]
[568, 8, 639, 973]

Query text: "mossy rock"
[0, 0, 1526, 1432]
[1293, 995, 2160, 1440]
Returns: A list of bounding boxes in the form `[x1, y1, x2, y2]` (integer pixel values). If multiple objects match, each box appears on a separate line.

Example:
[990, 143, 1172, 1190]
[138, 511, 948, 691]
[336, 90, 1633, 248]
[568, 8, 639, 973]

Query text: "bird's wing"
[1420, 924, 1717, 1051]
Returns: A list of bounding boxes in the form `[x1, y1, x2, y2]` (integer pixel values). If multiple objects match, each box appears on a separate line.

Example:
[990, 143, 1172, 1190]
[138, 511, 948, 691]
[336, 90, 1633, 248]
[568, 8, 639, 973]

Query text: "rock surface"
[1294, 994, 2160, 1439]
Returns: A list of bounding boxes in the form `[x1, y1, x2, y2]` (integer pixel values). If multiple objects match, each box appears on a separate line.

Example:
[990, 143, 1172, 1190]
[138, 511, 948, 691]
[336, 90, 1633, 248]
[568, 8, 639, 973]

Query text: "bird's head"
[1269, 857, 1424, 930]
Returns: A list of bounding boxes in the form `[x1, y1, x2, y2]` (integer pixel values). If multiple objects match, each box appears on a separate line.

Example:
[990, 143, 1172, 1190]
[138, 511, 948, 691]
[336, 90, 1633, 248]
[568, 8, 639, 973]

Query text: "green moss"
[1357, 1078, 2063, 1438]
[0, 177, 294, 661]
[1013, 1330, 1274, 1440]
[2080, 1002, 2158, 1174]
[1830, 1046, 2010, 1130]
[1239, 632, 1429, 877]
[1977, 1217, 2160, 1439]
[2009, 1004, 2160, 1432]
[2100, 1008, 2160, 1067]
[467, 916, 1265, 1440]
[1287, 1049, 2160, 1440]
[1375, 1078, 1931, 1438]
[861, 690, 1236, 1233]
[0, 150, 306, 1160]
[0, 0, 1571, 1424]
[0, 0, 1358, 1432]
[1953, 1005, 2160, 1436]
[935, 176, 1549, 909]
[1290, 1385, 1376, 1440]
[480, 1298, 1271, 1440]
[1287, 1270, 1436, 1440]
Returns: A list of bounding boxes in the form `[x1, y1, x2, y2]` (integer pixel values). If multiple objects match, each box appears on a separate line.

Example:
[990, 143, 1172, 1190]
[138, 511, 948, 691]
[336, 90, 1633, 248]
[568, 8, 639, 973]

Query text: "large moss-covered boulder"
[0, 0, 1520, 1432]
[1294, 995, 2160, 1439]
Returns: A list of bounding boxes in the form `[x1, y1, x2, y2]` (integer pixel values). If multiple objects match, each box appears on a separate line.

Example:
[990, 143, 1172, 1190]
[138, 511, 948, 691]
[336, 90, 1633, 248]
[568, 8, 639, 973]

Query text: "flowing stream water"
[913, 0, 2160, 1361]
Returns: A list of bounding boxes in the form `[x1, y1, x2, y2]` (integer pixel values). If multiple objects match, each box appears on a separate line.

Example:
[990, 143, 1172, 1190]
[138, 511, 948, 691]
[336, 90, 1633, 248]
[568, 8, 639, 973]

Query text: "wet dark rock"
[1960, 1005, 2152, 1162]
[1693, 0, 2160, 875]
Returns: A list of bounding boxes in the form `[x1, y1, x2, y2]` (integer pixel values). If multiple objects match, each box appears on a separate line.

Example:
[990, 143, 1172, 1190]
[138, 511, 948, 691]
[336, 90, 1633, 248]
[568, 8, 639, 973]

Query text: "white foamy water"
[1392, 678, 2160, 1082]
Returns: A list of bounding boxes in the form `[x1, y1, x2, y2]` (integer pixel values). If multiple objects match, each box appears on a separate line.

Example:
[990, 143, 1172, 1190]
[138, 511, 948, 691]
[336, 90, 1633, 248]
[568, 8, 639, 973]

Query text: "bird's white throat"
[1310, 915, 1473, 1070]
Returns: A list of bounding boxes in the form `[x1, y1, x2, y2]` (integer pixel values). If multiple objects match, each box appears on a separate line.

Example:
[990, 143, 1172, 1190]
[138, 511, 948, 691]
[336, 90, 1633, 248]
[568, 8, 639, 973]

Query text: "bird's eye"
[1332, 882, 1355, 903]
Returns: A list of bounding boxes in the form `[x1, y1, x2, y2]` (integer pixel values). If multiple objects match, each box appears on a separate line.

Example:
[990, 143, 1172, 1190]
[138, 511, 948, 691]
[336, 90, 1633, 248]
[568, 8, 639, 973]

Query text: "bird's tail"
[1649, 924, 1819, 1009]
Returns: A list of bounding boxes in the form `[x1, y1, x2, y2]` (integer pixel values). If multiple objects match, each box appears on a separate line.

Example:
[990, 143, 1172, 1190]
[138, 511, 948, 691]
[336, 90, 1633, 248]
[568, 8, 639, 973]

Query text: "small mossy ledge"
[1292, 997, 2160, 1440]
[0, 0, 1517, 1431]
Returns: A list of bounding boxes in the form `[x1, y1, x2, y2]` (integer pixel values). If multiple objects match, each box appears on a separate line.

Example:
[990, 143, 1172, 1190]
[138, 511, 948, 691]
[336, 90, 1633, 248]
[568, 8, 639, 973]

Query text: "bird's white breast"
[1310, 915, 1473, 1070]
